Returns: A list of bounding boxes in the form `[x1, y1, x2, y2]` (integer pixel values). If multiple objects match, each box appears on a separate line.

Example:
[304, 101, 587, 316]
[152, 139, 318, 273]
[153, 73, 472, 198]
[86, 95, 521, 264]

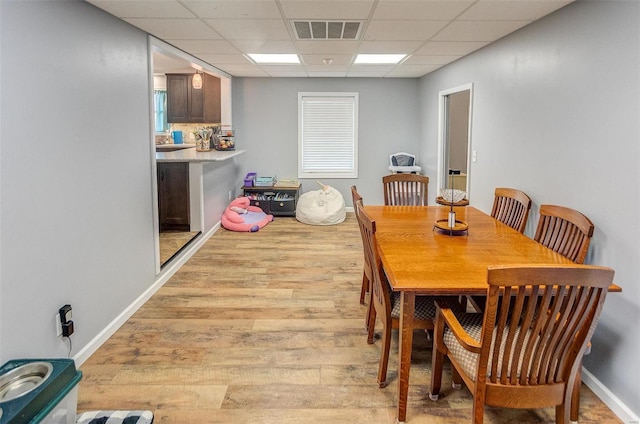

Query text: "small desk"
[363, 205, 621, 423]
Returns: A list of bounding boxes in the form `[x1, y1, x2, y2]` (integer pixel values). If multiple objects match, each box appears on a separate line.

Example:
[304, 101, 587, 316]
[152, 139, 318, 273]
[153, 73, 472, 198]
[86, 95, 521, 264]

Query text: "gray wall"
[232, 78, 420, 205]
[0, 0, 156, 359]
[418, 1, 639, 416]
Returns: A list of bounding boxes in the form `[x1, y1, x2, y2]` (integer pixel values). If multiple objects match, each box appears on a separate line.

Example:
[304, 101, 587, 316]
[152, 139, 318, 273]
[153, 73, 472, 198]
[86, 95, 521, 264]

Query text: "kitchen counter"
[155, 143, 196, 150]
[156, 147, 246, 163]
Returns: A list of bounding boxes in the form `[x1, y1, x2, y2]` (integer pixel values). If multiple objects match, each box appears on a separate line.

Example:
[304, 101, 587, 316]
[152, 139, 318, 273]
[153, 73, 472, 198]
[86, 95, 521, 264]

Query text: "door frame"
[436, 83, 474, 200]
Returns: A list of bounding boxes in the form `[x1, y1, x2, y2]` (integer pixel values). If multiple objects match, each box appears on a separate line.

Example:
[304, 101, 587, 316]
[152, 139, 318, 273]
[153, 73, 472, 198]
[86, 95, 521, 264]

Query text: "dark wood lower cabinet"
[157, 162, 190, 231]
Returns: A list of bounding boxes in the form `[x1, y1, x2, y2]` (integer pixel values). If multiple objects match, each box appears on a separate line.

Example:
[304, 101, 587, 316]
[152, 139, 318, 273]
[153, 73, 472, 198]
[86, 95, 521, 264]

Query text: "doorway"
[437, 84, 473, 199]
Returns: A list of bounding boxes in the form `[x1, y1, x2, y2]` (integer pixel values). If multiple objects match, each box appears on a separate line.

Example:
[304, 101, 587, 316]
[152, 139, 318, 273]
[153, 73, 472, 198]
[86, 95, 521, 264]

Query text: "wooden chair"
[429, 265, 614, 424]
[491, 188, 532, 233]
[466, 187, 532, 309]
[358, 204, 454, 387]
[533, 204, 595, 421]
[352, 189, 375, 331]
[351, 186, 369, 306]
[534, 204, 594, 264]
[382, 173, 429, 206]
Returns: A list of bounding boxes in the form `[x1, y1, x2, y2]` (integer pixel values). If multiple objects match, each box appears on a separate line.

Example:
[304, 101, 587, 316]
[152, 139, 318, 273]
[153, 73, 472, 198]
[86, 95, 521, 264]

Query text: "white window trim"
[298, 92, 359, 179]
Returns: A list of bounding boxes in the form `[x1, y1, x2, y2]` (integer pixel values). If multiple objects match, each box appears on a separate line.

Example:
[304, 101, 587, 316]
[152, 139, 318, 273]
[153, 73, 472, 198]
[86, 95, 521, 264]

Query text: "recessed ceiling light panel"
[354, 54, 407, 64]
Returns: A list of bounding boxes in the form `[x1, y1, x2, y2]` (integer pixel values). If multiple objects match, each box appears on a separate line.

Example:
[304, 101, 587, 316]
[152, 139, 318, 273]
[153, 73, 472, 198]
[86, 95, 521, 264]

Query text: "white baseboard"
[73, 223, 219, 366]
[582, 367, 640, 423]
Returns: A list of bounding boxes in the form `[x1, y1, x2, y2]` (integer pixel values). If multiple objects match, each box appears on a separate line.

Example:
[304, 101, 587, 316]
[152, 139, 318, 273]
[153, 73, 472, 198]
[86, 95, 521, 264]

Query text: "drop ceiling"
[86, 0, 574, 78]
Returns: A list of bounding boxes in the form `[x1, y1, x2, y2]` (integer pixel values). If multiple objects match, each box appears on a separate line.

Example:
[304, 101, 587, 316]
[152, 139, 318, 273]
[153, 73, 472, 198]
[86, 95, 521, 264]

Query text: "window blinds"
[299, 93, 358, 178]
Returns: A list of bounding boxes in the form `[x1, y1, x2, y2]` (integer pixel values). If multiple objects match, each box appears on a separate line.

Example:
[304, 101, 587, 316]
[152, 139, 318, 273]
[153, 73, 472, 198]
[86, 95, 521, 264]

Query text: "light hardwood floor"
[159, 231, 201, 266]
[78, 214, 621, 423]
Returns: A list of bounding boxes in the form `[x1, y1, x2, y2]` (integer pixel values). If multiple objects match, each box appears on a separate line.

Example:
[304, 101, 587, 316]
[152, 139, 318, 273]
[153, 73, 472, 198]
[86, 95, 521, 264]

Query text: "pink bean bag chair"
[222, 197, 273, 232]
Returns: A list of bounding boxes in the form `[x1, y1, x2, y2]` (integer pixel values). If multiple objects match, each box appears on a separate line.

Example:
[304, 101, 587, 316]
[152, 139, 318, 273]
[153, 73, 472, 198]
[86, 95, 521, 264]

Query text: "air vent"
[292, 21, 362, 40]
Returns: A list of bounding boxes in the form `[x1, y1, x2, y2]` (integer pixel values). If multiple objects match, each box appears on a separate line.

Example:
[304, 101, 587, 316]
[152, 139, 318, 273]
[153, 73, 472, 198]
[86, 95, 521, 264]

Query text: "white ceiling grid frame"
[86, 0, 576, 78]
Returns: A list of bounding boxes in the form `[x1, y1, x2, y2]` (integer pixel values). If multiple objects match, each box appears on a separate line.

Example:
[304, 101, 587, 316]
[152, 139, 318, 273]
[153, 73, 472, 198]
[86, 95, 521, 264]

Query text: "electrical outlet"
[228, 190, 233, 200]
[472, 150, 477, 163]
[55, 313, 62, 337]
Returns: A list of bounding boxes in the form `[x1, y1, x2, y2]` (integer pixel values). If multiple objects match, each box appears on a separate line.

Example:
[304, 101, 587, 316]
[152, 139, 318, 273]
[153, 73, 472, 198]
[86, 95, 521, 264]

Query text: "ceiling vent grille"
[292, 21, 362, 40]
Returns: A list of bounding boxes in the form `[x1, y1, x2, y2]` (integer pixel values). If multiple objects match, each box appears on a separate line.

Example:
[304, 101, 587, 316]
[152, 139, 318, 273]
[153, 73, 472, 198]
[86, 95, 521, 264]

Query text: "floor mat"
[76, 410, 153, 424]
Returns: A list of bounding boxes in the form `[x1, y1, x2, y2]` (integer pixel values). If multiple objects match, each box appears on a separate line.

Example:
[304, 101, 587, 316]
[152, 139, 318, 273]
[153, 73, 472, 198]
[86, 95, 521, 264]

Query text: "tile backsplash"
[158, 123, 219, 144]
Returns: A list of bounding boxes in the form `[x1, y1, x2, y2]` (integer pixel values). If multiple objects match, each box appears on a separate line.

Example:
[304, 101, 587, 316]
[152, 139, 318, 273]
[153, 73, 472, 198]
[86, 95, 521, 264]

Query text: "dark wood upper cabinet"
[166, 73, 221, 123]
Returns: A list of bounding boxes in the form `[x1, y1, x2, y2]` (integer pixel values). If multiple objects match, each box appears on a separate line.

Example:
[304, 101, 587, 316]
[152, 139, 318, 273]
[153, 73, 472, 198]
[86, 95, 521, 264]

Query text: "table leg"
[397, 291, 415, 424]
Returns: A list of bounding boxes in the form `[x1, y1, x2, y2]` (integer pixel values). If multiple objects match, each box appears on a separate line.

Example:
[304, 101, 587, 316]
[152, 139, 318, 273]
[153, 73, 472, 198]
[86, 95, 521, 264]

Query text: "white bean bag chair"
[296, 182, 346, 226]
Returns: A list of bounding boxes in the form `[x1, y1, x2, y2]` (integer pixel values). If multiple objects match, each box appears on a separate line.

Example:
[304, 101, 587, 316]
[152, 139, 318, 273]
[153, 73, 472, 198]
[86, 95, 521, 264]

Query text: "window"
[298, 92, 358, 179]
[153, 90, 169, 133]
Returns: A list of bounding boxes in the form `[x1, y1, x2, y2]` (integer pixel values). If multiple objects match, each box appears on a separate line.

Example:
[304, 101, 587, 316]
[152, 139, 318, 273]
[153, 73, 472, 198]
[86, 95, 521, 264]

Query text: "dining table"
[362, 205, 622, 423]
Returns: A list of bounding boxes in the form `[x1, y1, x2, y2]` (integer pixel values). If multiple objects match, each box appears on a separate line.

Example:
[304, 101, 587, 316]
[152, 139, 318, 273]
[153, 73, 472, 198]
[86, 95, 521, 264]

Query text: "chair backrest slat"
[491, 188, 532, 233]
[383, 174, 429, 206]
[480, 265, 613, 390]
[534, 205, 594, 264]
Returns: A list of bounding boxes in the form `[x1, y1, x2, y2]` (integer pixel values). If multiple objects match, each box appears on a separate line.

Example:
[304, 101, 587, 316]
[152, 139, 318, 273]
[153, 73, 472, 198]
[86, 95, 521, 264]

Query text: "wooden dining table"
[362, 205, 621, 423]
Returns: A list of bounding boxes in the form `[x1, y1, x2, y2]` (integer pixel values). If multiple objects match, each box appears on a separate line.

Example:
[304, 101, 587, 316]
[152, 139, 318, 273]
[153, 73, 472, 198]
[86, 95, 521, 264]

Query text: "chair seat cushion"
[389, 291, 439, 320]
[443, 313, 536, 382]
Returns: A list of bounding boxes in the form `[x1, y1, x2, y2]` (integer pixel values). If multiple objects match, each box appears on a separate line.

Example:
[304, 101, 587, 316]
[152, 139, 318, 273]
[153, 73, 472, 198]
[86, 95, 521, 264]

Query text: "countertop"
[156, 147, 246, 163]
[155, 143, 196, 150]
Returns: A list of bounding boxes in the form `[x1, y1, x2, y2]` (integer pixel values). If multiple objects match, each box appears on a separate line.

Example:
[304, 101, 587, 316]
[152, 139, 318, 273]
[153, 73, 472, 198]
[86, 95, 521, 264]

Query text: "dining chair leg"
[359, 272, 369, 304]
[452, 367, 462, 389]
[571, 365, 582, 422]
[377, 322, 392, 388]
[472, 396, 486, 424]
[364, 297, 373, 331]
[429, 345, 444, 400]
[367, 307, 377, 344]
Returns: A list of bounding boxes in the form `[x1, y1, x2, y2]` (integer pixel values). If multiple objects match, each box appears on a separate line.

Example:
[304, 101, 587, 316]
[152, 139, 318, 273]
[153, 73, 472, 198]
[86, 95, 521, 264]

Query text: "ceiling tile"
[346, 71, 390, 77]
[124, 18, 222, 40]
[89, 1, 195, 18]
[349, 64, 396, 73]
[295, 40, 360, 55]
[166, 39, 240, 54]
[372, 1, 474, 20]
[197, 54, 252, 64]
[404, 55, 460, 65]
[305, 64, 351, 72]
[167, 39, 239, 54]
[363, 20, 448, 41]
[182, 1, 282, 19]
[459, 1, 572, 21]
[386, 64, 443, 77]
[432, 20, 530, 42]
[358, 40, 425, 54]
[205, 19, 290, 40]
[280, 1, 374, 19]
[230, 40, 297, 54]
[262, 66, 309, 77]
[216, 64, 269, 76]
[414, 41, 489, 55]
[307, 71, 348, 77]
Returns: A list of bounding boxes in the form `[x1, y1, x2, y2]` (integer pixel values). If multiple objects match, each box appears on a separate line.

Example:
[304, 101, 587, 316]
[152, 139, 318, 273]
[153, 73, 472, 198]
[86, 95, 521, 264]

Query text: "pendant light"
[192, 71, 203, 90]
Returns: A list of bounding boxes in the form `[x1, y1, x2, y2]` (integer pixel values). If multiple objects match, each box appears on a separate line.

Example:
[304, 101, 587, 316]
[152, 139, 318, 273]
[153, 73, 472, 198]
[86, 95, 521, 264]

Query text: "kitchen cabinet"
[157, 162, 190, 231]
[166, 73, 221, 123]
